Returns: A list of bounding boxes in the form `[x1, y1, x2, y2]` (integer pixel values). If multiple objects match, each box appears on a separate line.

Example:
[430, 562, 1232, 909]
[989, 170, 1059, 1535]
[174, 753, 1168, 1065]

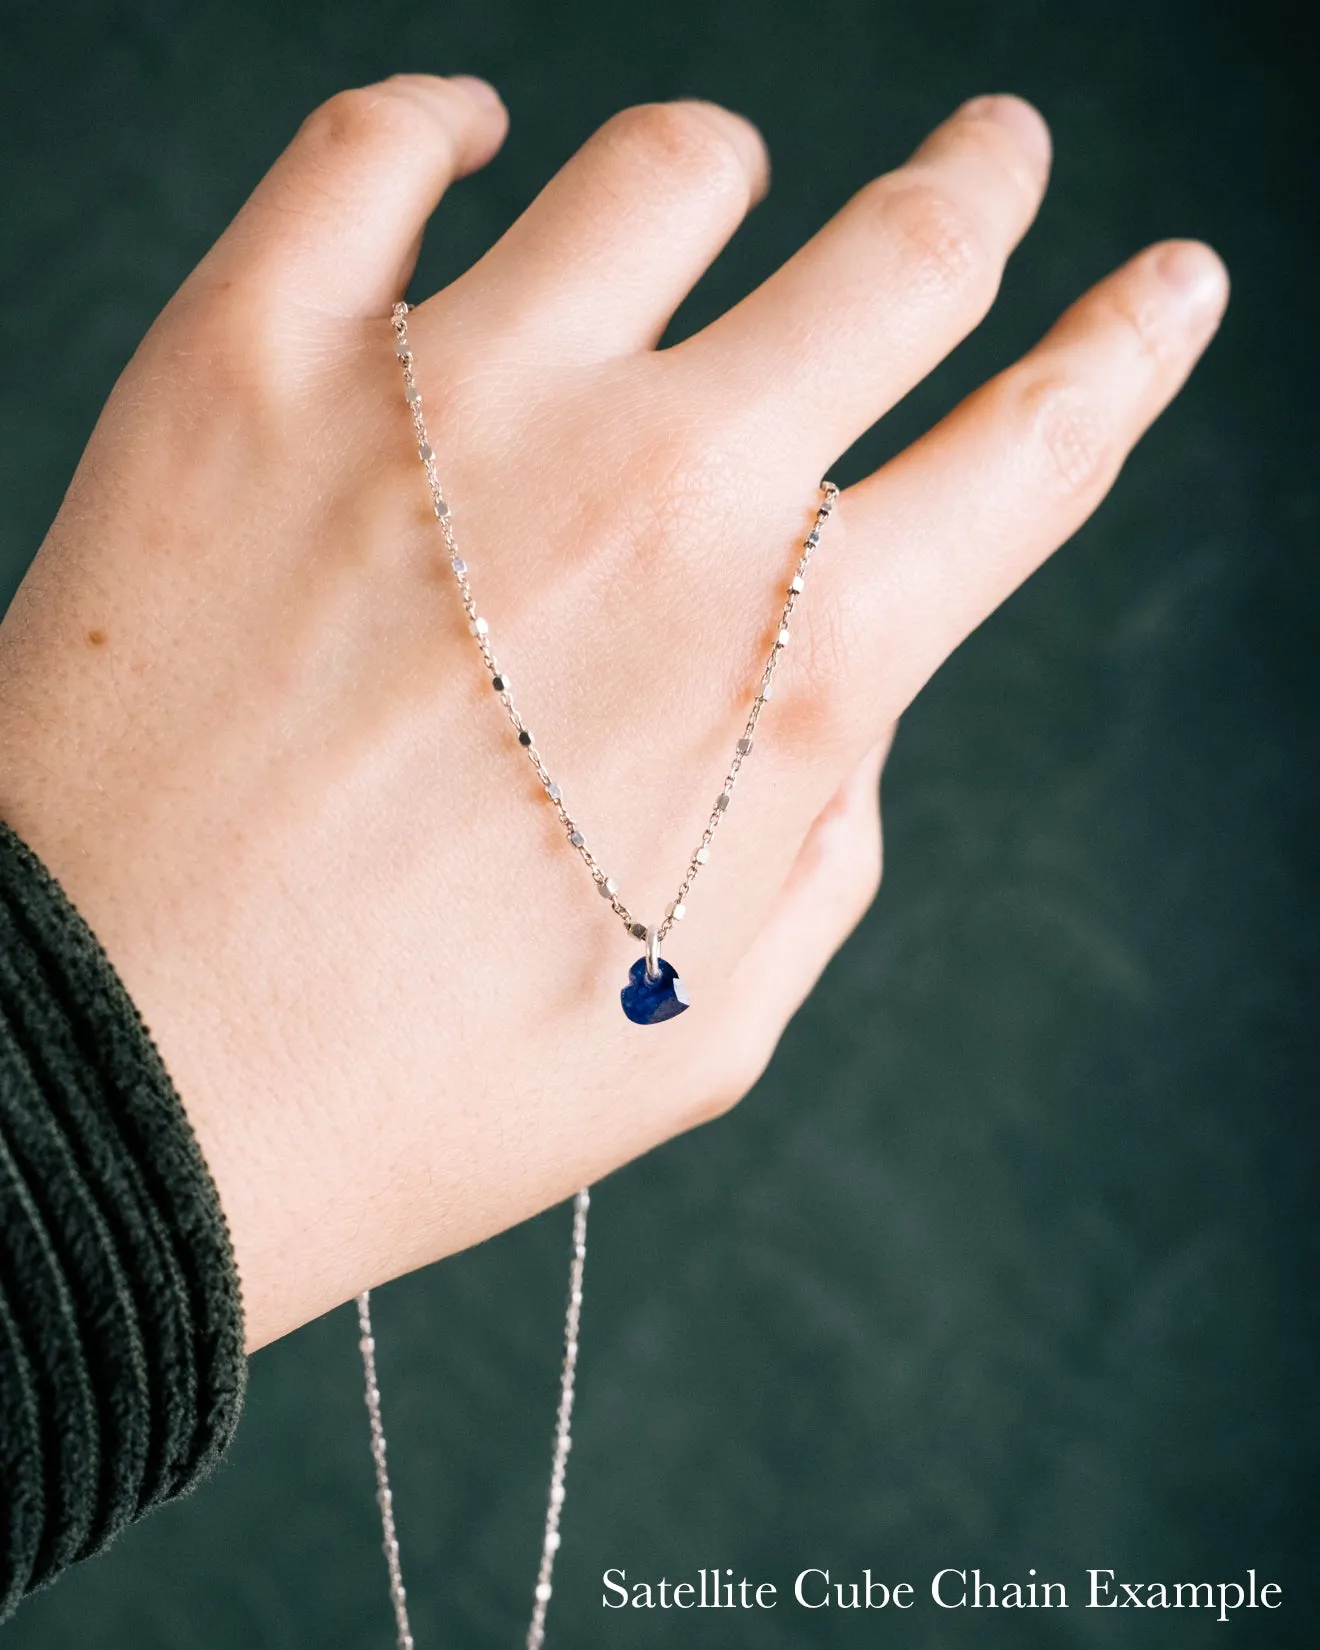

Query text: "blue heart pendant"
[620, 956, 690, 1025]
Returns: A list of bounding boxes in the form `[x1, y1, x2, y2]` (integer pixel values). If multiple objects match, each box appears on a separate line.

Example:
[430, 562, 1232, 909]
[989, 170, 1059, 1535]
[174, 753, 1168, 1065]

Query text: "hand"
[0, 77, 1227, 1349]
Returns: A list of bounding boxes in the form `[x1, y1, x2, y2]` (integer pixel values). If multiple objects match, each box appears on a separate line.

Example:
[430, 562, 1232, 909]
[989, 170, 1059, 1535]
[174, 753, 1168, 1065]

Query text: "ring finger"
[675, 94, 1052, 471]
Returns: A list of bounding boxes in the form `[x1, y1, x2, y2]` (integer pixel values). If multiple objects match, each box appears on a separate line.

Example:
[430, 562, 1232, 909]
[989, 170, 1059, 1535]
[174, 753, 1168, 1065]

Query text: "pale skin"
[0, 77, 1227, 1351]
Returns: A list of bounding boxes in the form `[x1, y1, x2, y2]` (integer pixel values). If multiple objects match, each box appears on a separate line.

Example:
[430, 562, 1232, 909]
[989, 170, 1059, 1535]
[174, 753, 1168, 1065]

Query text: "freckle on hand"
[87, 628, 108, 646]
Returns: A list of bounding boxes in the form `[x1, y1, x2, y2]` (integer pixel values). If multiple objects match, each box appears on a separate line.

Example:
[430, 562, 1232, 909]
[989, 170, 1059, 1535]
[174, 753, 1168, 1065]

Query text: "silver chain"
[355, 308, 836, 1648]
[356, 1292, 416, 1650]
[357, 1187, 590, 1650]
[390, 300, 836, 949]
[525, 1188, 589, 1650]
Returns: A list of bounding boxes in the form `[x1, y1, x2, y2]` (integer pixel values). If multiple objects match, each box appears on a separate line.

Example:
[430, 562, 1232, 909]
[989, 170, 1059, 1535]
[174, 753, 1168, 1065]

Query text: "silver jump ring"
[645, 925, 662, 982]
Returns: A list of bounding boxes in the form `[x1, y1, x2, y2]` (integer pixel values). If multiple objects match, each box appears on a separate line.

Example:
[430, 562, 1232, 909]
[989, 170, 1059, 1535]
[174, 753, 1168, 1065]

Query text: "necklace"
[389, 300, 836, 1023]
[354, 304, 836, 1648]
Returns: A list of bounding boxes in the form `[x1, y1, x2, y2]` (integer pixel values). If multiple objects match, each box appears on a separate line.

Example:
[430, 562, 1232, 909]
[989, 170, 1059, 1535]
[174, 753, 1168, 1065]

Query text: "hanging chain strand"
[525, 1187, 590, 1650]
[390, 300, 837, 947]
[356, 1188, 590, 1650]
[357, 1292, 416, 1650]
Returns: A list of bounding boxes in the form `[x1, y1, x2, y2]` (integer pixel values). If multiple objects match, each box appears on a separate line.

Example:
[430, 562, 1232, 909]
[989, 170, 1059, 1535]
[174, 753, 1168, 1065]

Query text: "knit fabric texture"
[0, 819, 246, 1620]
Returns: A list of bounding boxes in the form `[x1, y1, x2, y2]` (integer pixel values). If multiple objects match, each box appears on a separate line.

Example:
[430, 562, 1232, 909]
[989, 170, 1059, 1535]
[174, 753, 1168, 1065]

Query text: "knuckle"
[598, 406, 746, 575]
[774, 579, 866, 761]
[873, 177, 992, 302]
[160, 274, 311, 418]
[844, 815, 885, 916]
[1014, 373, 1115, 496]
[604, 102, 751, 198]
[300, 84, 441, 160]
[215, 292, 289, 390]
[857, 822, 885, 913]
[1098, 283, 1183, 366]
[810, 787, 885, 924]
[162, 277, 265, 385]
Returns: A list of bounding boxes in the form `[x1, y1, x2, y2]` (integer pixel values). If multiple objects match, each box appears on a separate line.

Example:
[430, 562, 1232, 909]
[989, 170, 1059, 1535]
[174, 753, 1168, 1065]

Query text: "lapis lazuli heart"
[620, 956, 690, 1025]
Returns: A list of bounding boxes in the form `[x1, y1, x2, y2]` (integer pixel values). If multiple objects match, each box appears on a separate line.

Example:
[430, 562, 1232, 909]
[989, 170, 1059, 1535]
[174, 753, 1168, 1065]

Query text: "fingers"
[828, 239, 1229, 737]
[716, 728, 893, 1091]
[205, 75, 509, 316]
[431, 101, 769, 361]
[676, 95, 1050, 470]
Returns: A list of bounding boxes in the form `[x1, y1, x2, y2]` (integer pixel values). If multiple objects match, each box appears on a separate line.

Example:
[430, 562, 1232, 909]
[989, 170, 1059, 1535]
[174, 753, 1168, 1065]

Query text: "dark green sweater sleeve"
[0, 820, 246, 1620]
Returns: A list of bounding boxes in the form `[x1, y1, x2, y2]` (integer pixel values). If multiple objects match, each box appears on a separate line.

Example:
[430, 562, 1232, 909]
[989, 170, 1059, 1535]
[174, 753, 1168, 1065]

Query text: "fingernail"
[1156, 241, 1229, 316]
[959, 93, 1052, 174]
[448, 74, 502, 109]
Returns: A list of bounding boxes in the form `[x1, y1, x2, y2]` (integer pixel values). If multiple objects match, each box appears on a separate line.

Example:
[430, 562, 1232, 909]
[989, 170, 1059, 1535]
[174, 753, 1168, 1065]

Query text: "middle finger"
[675, 95, 1051, 470]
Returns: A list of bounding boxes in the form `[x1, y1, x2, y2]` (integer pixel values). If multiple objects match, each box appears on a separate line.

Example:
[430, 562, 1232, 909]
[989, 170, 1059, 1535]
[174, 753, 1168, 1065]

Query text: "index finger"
[195, 74, 508, 317]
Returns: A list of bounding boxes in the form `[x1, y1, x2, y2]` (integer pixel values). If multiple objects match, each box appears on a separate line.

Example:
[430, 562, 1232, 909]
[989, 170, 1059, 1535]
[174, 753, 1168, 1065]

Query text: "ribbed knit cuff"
[0, 819, 246, 1619]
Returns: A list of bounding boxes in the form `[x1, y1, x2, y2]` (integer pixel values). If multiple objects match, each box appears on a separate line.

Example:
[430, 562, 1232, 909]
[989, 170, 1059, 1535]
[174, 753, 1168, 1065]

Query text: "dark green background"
[1, 0, 1315, 1645]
